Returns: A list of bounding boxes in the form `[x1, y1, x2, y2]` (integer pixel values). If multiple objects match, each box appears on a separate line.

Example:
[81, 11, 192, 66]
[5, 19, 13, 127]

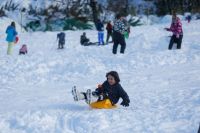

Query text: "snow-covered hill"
[0, 18, 200, 133]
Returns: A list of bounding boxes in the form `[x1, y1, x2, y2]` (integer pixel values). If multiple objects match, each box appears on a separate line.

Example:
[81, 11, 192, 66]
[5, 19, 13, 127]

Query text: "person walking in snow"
[165, 11, 183, 50]
[96, 19, 104, 45]
[112, 14, 126, 54]
[106, 21, 113, 44]
[57, 32, 65, 49]
[19, 44, 28, 55]
[6, 22, 18, 55]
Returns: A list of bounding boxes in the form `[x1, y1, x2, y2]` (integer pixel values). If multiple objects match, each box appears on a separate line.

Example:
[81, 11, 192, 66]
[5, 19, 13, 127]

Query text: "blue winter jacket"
[6, 26, 18, 42]
[96, 21, 104, 31]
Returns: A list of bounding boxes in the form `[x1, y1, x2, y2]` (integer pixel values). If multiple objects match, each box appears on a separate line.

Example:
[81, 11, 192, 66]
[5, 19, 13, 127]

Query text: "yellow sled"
[89, 99, 117, 109]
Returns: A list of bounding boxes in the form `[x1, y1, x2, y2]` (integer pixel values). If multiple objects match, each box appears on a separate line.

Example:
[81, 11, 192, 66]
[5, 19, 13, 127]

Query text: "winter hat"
[106, 71, 120, 83]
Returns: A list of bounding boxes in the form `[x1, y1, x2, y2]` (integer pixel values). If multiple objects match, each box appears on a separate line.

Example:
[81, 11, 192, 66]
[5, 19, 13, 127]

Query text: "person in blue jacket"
[6, 22, 18, 55]
[96, 19, 104, 45]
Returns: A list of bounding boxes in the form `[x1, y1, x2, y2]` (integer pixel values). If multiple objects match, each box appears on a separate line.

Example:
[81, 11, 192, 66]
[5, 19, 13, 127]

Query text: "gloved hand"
[120, 100, 129, 107]
[92, 91, 99, 97]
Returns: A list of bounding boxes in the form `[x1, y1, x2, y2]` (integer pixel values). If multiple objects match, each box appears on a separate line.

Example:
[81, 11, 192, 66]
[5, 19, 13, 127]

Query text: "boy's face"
[107, 75, 116, 86]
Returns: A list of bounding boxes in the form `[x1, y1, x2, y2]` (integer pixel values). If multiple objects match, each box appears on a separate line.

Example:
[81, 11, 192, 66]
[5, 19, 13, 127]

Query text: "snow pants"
[98, 31, 104, 45]
[7, 42, 14, 55]
[168, 35, 183, 50]
[113, 31, 126, 54]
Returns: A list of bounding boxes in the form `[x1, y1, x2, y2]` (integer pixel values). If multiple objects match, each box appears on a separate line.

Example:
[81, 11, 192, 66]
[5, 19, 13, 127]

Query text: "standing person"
[165, 12, 183, 50]
[106, 21, 113, 44]
[57, 32, 65, 49]
[112, 14, 126, 54]
[6, 22, 18, 55]
[96, 19, 104, 45]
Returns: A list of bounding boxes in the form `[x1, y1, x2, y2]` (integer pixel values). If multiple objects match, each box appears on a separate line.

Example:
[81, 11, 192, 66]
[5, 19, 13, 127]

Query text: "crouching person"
[19, 44, 28, 55]
[80, 32, 90, 46]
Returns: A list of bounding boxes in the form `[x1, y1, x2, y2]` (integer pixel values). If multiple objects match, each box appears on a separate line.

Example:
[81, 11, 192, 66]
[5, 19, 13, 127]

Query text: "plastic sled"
[89, 99, 117, 109]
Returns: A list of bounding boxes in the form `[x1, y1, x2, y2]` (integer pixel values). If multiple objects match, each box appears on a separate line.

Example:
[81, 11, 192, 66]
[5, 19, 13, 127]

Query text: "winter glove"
[92, 91, 99, 97]
[120, 100, 129, 107]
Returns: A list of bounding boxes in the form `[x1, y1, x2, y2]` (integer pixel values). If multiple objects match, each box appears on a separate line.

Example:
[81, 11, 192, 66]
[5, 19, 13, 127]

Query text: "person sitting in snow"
[165, 11, 183, 50]
[80, 32, 90, 46]
[57, 32, 65, 49]
[73, 71, 130, 109]
[19, 44, 28, 55]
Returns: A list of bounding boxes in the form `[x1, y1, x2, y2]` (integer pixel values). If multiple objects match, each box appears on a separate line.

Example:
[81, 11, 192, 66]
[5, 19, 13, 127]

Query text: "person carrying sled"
[80, 32, 90, 46]
[112, 14, 126, 54]
[19, 44, 28, 55]
[6, 22, 18, 55]
[106, 21, 113, 44]
[165, 11, 183, 50]
[57, 32, 65, 49]
[96, 19, 104, 45]
[72, 71, 130, 109]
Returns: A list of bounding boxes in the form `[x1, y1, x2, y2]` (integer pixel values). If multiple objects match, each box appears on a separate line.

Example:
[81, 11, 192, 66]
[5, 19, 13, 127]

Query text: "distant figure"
[96, 19, 104, 45]
[165, 11, 183, 50]
[6, 21, 18, 55]
[113, 14, 126, 54]
[106, 21, 113, 44]
[57, 32, 65, 49]
[80, 32, 90, 46]
[19, 44, 28, 55]
[186, 15, 192, 23]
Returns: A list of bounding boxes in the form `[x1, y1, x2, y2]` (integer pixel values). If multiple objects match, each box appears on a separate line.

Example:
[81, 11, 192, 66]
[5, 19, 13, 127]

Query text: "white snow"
[0, 18, 200, 133]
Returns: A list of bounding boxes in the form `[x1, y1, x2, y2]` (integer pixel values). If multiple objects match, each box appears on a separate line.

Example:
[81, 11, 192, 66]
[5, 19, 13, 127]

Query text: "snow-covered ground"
[0, 18, 200, 133]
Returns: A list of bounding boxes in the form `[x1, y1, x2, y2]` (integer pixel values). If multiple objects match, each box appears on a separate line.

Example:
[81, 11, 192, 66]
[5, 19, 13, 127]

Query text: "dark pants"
[113, 31, 126, 54]
[19, 51, 26, 55]
[58, 42, 65, 49]
[168, 35, 183, 50]
[106, 32, 113, 43]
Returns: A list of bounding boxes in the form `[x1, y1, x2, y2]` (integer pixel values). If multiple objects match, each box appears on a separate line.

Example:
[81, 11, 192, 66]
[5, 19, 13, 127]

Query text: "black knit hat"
[106, 71, 120, 83]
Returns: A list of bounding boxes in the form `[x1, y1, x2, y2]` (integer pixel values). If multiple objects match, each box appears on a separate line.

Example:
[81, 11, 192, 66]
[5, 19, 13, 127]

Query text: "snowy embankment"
[0, 18, 200, 133]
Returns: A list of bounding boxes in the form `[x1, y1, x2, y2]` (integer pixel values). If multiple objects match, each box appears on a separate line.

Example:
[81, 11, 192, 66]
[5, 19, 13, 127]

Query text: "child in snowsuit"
[80, 32, 90, 46]
[6, 22, 18, 55]
[106, 21, 113, 44]
[165, 12, 183, 50]
[74, 71, 130, 109]
[57, 32, 65, 49]
[113, 14, 126, 54]
[96, 19, 104, 45]
[19, 44, 28, 55]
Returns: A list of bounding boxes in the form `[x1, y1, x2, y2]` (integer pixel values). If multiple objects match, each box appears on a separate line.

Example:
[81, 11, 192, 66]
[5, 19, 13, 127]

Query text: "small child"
[73, 71, 130, 109]
[57, 32, 65, 49]
[19, 44, 28, 55]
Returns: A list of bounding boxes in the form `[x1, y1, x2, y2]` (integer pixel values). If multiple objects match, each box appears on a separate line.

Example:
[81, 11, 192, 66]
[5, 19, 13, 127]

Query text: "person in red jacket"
[165, 11, 183, 50]
[106, 21, 113, 44]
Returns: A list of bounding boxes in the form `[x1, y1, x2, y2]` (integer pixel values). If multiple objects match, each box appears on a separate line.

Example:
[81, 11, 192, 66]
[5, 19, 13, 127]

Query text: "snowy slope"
[0, 19, 200, 133]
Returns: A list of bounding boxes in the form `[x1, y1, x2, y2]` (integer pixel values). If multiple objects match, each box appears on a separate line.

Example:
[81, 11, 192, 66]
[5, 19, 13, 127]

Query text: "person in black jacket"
[92, 71, 130, 107]
[73, 71, 130, 107]
[57, 32, 65, 49]
[80, 32, 90, 45]
[113, 14, 126, 54]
